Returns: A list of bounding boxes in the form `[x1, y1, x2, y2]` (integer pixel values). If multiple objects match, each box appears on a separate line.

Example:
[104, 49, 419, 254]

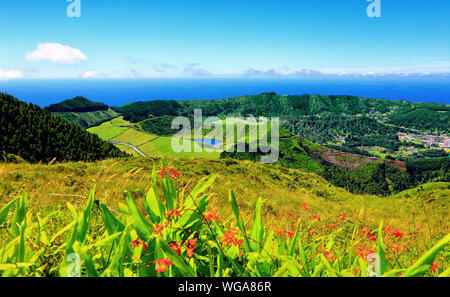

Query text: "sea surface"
[1, 77, 449, 107]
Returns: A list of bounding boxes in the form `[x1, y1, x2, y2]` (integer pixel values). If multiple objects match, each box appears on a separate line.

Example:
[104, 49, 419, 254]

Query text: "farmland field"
[87, 116, 131, 140]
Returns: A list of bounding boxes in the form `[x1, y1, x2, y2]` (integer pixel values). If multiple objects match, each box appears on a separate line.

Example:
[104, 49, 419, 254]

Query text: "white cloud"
[182, 63, 212, 77]
[82, 71, 105, 79]
[0, 69, 24, 80]
[26, 43, 87, 64]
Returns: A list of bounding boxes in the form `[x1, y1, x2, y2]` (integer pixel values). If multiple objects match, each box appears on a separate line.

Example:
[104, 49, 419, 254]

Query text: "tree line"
[1, 93, 128, 163]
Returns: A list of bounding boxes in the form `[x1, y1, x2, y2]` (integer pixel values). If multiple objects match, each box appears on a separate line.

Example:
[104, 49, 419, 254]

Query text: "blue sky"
[0, 0, 449, 79]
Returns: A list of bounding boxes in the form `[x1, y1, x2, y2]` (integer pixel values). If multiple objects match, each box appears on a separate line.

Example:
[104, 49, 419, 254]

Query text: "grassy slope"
[86, 116, 131, 140]
[0, 157, 447, 241]
[54, 108, 119, 128]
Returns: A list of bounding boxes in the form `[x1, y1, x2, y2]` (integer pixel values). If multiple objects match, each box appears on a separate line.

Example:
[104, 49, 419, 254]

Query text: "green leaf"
[126, 192, 152, 238]
[10, 193, 27, 237]
[100, 202, 125, 235]
[438, 266, 450, 277]
[376, 218, 388, 276]
[145, 186, 165, 223]
[190, 175, 217, 201]
[249, 197, 264, 253]
[228, 190, 251, 253]
[161, 174, 176, 211]
[288, 219, 301, 257]
[0, 198, 16, 227]
[0, 263, 33, 271]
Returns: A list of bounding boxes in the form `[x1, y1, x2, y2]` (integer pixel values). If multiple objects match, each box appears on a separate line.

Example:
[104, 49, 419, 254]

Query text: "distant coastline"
[1, 77, 450, 107]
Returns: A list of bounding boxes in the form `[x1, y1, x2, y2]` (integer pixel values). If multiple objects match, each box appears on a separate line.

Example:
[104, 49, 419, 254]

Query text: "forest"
[45, 96, 109, 113]
[0, 93, 127, 163]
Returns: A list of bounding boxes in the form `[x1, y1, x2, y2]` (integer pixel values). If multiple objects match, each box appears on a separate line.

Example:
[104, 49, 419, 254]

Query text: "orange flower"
[166, 209, 182, 219]
[355, 246, 376, 260]
[338, 213, 348, 221]
[130, 238, 141, 249]
[361, 226, 370, 235]
[151, 222, 169, 236]
[203, 209, 220, 223]
[154, 258, 172, 274]
[392, 229, 404, 238]
[221, 228, 243, 249]
[159, 168, 181, 180]
[431, 261, 440, 273]
[312, 214, 321, 222]
[301, 203, 310, 211]
[169, 241, 182, 256]
[185, 238, 198, 258]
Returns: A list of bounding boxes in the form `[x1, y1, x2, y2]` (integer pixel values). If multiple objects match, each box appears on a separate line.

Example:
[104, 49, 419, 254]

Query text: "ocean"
[1, 77, 449, 107]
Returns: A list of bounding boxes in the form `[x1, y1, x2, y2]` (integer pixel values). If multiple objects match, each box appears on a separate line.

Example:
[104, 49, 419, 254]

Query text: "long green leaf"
[0, 198, 17, 227]
[249, 197, 264, 253]
[403, 233, 450, 277]
[228, 190, 251, 253]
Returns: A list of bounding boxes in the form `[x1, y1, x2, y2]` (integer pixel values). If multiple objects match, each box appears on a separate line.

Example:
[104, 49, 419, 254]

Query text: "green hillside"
[45, 96, 109, 112]
[110, 93, 449, 156]
[0, 93, 127, 163]
[46, 96, 119, 128]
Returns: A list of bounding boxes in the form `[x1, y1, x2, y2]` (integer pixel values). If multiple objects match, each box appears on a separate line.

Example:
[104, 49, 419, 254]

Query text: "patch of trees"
[137, 116, 178, 136]
[387, 108, 450, 133]
[113, 100, 183, 122]
[322, 158, 449, 196]
[398, 149, 449, 161]
[220, 135, 323, 173]
[0, 93, 128, 163]
[45, 96, 109, 112]
[405, 158, 450, 184]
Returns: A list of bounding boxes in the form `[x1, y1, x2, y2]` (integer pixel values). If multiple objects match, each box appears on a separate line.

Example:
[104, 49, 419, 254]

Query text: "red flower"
[159, 168, 181, 180]
[354, 267, 360, 277]
[286, 230, 295, 239]
[312, 214, 321, 222]
[185, 238, 198, 258]
[355, 246, 376, 260]
[151, 222, 169, 236]
[279, 211, 285, 217]
[154, 258, 172, 274]
[317, 248, 337, 262]
[338, 213, 348, 221]
[361, 226, 371, 235]
[169, 241, 182, 256]
[221, 228, 243, 249]
[166, 209, 182, 219]
[431, 261, 440, 273]
[142, 241, 148, 250]
[301, 203, 310, 211]
[130, 237, 141, 249]
[203, 209, 220, 223]
[392, 229, 404, 239]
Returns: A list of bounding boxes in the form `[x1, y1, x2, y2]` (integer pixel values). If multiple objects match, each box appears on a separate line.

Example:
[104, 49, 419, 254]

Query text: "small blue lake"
[190, 139, 223, 147]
